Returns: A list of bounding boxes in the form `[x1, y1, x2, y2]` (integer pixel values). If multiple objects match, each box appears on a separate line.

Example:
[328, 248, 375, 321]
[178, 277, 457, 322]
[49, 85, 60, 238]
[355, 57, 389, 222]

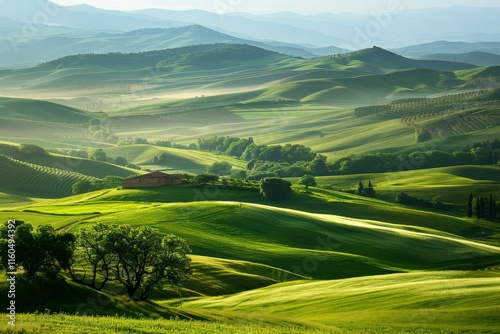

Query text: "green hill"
[40, 44, 282, 70]
[0, 154, 97, 197]
[0, 96, 96, 124]
[182, 270, 500, 333]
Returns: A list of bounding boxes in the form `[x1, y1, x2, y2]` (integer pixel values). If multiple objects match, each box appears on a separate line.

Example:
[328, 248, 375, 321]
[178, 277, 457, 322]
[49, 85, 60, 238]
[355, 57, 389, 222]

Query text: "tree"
[467, 193, 473, 218]
[260, 177, 292, 200]
[74, 224, 192, 300]
[18, 144, 48, 157]
[298, 175, 317, 189]
[362, 181, 376, 198]
[206, 161, 232, 176]
[489, 194, 497, 222]
[196, 173, 219, 185]
[114, 156, 128, 166]
[307, 154, 328, 175]
[0, 221, 75, 279]
[476, 196, 482, 219]
[91, 149, 108, 162]
[358, 181, 364, 195]
[72, 180, 96, 195]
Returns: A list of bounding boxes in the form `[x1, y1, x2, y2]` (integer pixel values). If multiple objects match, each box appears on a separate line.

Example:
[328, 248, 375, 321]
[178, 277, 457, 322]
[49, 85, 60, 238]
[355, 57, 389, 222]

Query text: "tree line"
[331, 140, 500, 175]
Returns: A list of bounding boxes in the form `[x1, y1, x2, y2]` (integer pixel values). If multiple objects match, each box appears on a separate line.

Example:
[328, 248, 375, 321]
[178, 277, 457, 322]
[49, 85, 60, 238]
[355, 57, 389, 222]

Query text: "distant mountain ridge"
[0, 25, 349, 68]
[419, 52, 500, 67]
[0, 1, 499, 67]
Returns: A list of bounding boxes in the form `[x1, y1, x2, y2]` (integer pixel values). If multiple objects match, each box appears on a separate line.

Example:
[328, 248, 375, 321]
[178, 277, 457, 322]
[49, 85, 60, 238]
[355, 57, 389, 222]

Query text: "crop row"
[354, 90, 493, 118]
[0, 118, 93, 140]
[13, 83, 131, 98]
[0, 154, 97, 197]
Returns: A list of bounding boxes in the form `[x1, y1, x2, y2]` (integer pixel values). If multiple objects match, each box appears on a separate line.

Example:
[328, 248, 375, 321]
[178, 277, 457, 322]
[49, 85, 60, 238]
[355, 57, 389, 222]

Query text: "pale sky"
[50, 0, 500, 15]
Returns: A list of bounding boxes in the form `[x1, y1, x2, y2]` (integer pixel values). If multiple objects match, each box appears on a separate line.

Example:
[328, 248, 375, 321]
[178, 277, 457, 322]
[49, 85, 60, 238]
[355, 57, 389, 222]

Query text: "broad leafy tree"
[196, 173, 219, 185]
[260, 177, 292, 200]
[73, 224, 192, 300]
[298, 174, 317, 189]
[0, 221, 75, 279]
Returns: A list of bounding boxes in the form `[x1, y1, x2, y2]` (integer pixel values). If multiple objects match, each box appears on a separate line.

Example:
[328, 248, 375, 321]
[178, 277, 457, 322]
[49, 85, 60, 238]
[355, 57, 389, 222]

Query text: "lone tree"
[260, 177, 292, 200]
[73, 224, 192, 300]
[298, 174, 317, 189]
[0, 221, 75, 280]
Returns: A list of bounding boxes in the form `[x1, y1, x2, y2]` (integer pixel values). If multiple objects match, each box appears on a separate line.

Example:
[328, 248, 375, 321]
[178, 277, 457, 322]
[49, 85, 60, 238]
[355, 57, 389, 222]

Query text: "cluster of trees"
[206, 161, 232, 176]
[87, 119, 118, 144]
[396, 192, 444, 210]
[467, 194, 497, 221]
[357, 181, 376, 198]
[197, 136, 254, 157]
[0, 221, 192, 301]
[17, 144, 48, 157]
[244, 154, 328, 180]
[331, 143, 500, 175]
[196, 136, 318, 165]
[89, 149, 140, 169]
[0, 221, 74, 279]
[72, 176, 124, 195]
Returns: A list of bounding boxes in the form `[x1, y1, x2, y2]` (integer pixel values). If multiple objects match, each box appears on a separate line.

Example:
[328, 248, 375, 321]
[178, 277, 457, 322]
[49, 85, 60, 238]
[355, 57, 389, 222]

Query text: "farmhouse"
[122, 171, 183, 189]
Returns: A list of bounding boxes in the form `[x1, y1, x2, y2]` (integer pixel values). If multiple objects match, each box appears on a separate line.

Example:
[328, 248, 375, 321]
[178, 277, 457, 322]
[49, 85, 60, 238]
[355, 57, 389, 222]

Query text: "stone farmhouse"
[122, 171, 183, 189]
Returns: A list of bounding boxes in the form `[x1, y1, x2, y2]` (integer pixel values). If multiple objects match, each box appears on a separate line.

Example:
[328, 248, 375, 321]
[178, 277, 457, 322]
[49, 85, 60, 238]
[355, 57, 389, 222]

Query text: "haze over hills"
[1, 1, 500, 68]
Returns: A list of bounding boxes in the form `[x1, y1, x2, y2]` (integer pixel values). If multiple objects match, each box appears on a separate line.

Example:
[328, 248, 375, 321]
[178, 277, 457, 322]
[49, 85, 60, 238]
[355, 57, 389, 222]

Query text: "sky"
[50, 0, 500, 15]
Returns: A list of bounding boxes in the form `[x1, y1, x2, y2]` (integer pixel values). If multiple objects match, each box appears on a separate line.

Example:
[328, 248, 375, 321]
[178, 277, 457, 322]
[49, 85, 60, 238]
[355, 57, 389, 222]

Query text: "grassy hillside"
[0, 143, 138, 197]
[0, 154, 97, 198]
[181, 270, 500, 333]
[10, 196, 500, 281]
[103, 144, 246, 173]
[315, 165, 500, 207]
[0, 96, 96, 124]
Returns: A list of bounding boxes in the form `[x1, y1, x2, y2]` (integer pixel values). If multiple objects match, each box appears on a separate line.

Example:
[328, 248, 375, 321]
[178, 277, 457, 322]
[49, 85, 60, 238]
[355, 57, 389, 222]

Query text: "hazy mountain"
[0, 0, 182, 31]
[394, 42, 500, 59]
[0, 25, 349, 68]
[418, 52, 500, 67]
[1, 2, 499, 69]
[329, 47, 475, 72]
[39, 44, 280, 70]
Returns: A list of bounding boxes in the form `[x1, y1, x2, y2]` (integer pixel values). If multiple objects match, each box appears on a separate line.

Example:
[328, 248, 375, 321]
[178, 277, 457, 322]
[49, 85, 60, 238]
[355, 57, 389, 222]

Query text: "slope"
[182, 270, 500, 332]
[16, 200, 500, 280]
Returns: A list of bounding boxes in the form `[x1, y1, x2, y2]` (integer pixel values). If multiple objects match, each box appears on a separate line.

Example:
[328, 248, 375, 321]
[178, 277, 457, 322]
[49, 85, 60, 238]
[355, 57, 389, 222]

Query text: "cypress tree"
[476, 196, 482, 219]
[358, 181, 364, 195]
[467, 193, 473, 218]
[479, 196, 486, 219]
[489, 195, 496, 221]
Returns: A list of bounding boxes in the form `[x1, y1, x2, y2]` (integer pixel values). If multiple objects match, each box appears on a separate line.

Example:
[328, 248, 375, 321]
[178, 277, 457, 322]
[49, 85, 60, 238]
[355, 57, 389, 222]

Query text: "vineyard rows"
[0, 154, 97, 197]
[8, 83, 131, 98]
[0, 118, 93, 140]
[354, 90, 492, 118]
[425, 114, 500, 140]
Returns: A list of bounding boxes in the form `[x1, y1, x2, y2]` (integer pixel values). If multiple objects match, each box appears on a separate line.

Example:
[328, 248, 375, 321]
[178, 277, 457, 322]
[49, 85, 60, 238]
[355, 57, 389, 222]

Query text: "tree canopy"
[260, 177, 292, 200]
